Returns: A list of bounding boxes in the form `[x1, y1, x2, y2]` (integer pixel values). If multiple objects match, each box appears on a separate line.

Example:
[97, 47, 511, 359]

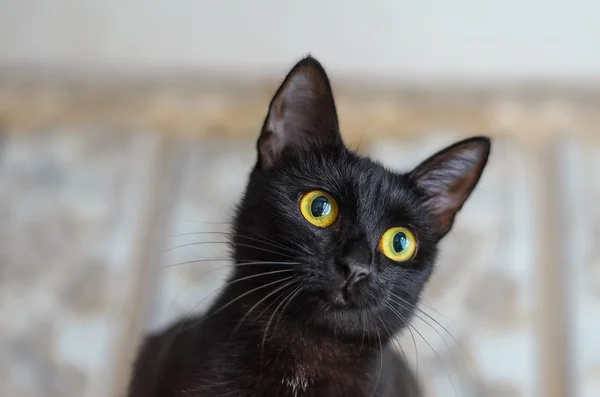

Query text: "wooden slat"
[557, 139, 600, 397]
[1, 77, 600, 144]
[582, 143, 600, 396]
[536, 141, 571, 397]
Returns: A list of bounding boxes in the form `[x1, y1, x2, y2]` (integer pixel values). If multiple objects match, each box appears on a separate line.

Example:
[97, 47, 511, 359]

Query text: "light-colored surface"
[0, 129, 162, 397]
[563, 141, 600, 397]
[2, 126, 599, 397]
[149, 140, 256, 332]
[1, 0, 600, 81]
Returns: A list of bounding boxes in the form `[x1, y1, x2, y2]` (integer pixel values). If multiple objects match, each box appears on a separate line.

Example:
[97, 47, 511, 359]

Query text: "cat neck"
[227, 311, 385, 394]
[268, 320, 382, 370]
[209, 287, 387, 382]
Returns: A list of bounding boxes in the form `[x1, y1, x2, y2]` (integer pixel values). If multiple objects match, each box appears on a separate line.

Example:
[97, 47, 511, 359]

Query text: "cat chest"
[280, 374, 310, 397]
[274, 369, 377, 397]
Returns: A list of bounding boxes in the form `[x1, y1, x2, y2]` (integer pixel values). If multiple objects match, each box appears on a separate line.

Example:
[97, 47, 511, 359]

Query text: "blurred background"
[1, 1, 599, 396]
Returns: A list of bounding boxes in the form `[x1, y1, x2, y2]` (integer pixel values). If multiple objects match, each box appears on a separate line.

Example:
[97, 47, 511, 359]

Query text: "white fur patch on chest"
[281, 374, 309, 396]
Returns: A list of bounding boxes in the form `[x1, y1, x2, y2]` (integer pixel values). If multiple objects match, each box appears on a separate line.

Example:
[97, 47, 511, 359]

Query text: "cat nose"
[340, 262, 371, 289]
[338, 236, 372, 291]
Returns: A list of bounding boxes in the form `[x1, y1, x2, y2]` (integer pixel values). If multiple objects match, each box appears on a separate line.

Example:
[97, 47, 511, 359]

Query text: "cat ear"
[257, 56, 341, 169]
[409, 137, 491, 239]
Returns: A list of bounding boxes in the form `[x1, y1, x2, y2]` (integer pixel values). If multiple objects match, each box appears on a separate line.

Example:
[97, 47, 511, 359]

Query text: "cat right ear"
[257, 57, 341, 170]
[409, 137, 491, 239]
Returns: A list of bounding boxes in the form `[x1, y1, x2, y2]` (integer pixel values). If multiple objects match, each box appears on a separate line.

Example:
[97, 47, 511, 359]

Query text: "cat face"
[231, 57, 490, 340]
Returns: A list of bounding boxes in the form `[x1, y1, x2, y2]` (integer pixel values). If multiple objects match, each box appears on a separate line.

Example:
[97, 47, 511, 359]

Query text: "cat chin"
[308, 302, 408, 341]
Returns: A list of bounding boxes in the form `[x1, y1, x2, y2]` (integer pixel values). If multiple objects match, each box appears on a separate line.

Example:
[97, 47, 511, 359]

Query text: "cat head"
[231, 57, 490, 341]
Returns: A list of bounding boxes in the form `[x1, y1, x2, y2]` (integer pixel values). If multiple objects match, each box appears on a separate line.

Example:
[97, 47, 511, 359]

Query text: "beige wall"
[1, 0, 600, 81]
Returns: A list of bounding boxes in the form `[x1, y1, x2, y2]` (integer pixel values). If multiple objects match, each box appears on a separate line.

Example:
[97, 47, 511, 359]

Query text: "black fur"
[128, 56, 491, 397]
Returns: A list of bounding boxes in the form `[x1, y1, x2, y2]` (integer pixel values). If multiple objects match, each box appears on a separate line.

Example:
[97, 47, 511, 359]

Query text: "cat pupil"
[393, 232, 408, 253]
[311, 196, 331, 217]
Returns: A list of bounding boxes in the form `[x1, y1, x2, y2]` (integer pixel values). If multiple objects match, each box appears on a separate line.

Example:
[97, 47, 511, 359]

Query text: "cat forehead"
[276, 149, 413, 203]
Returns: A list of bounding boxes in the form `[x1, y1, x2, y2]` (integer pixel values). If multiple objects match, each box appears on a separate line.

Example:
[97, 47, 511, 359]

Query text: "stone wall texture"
[0, 80, 598, 397]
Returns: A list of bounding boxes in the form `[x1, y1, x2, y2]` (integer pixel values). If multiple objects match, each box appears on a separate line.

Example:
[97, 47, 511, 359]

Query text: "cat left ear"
[409, 137, 491, 239]
[257, 57, 341, 170]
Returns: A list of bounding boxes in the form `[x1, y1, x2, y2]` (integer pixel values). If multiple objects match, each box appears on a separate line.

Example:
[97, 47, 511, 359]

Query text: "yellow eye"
[299, 190, 338, 227]
[379, 227, 417, 262]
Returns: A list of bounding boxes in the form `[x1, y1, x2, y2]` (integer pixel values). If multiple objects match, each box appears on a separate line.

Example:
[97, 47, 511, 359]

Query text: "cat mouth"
[329, 286, 374, 310]
[331, 290, 349, 307]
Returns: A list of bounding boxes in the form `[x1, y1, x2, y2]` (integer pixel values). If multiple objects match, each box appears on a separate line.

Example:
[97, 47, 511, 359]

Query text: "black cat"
[128, 56, 491, 397]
